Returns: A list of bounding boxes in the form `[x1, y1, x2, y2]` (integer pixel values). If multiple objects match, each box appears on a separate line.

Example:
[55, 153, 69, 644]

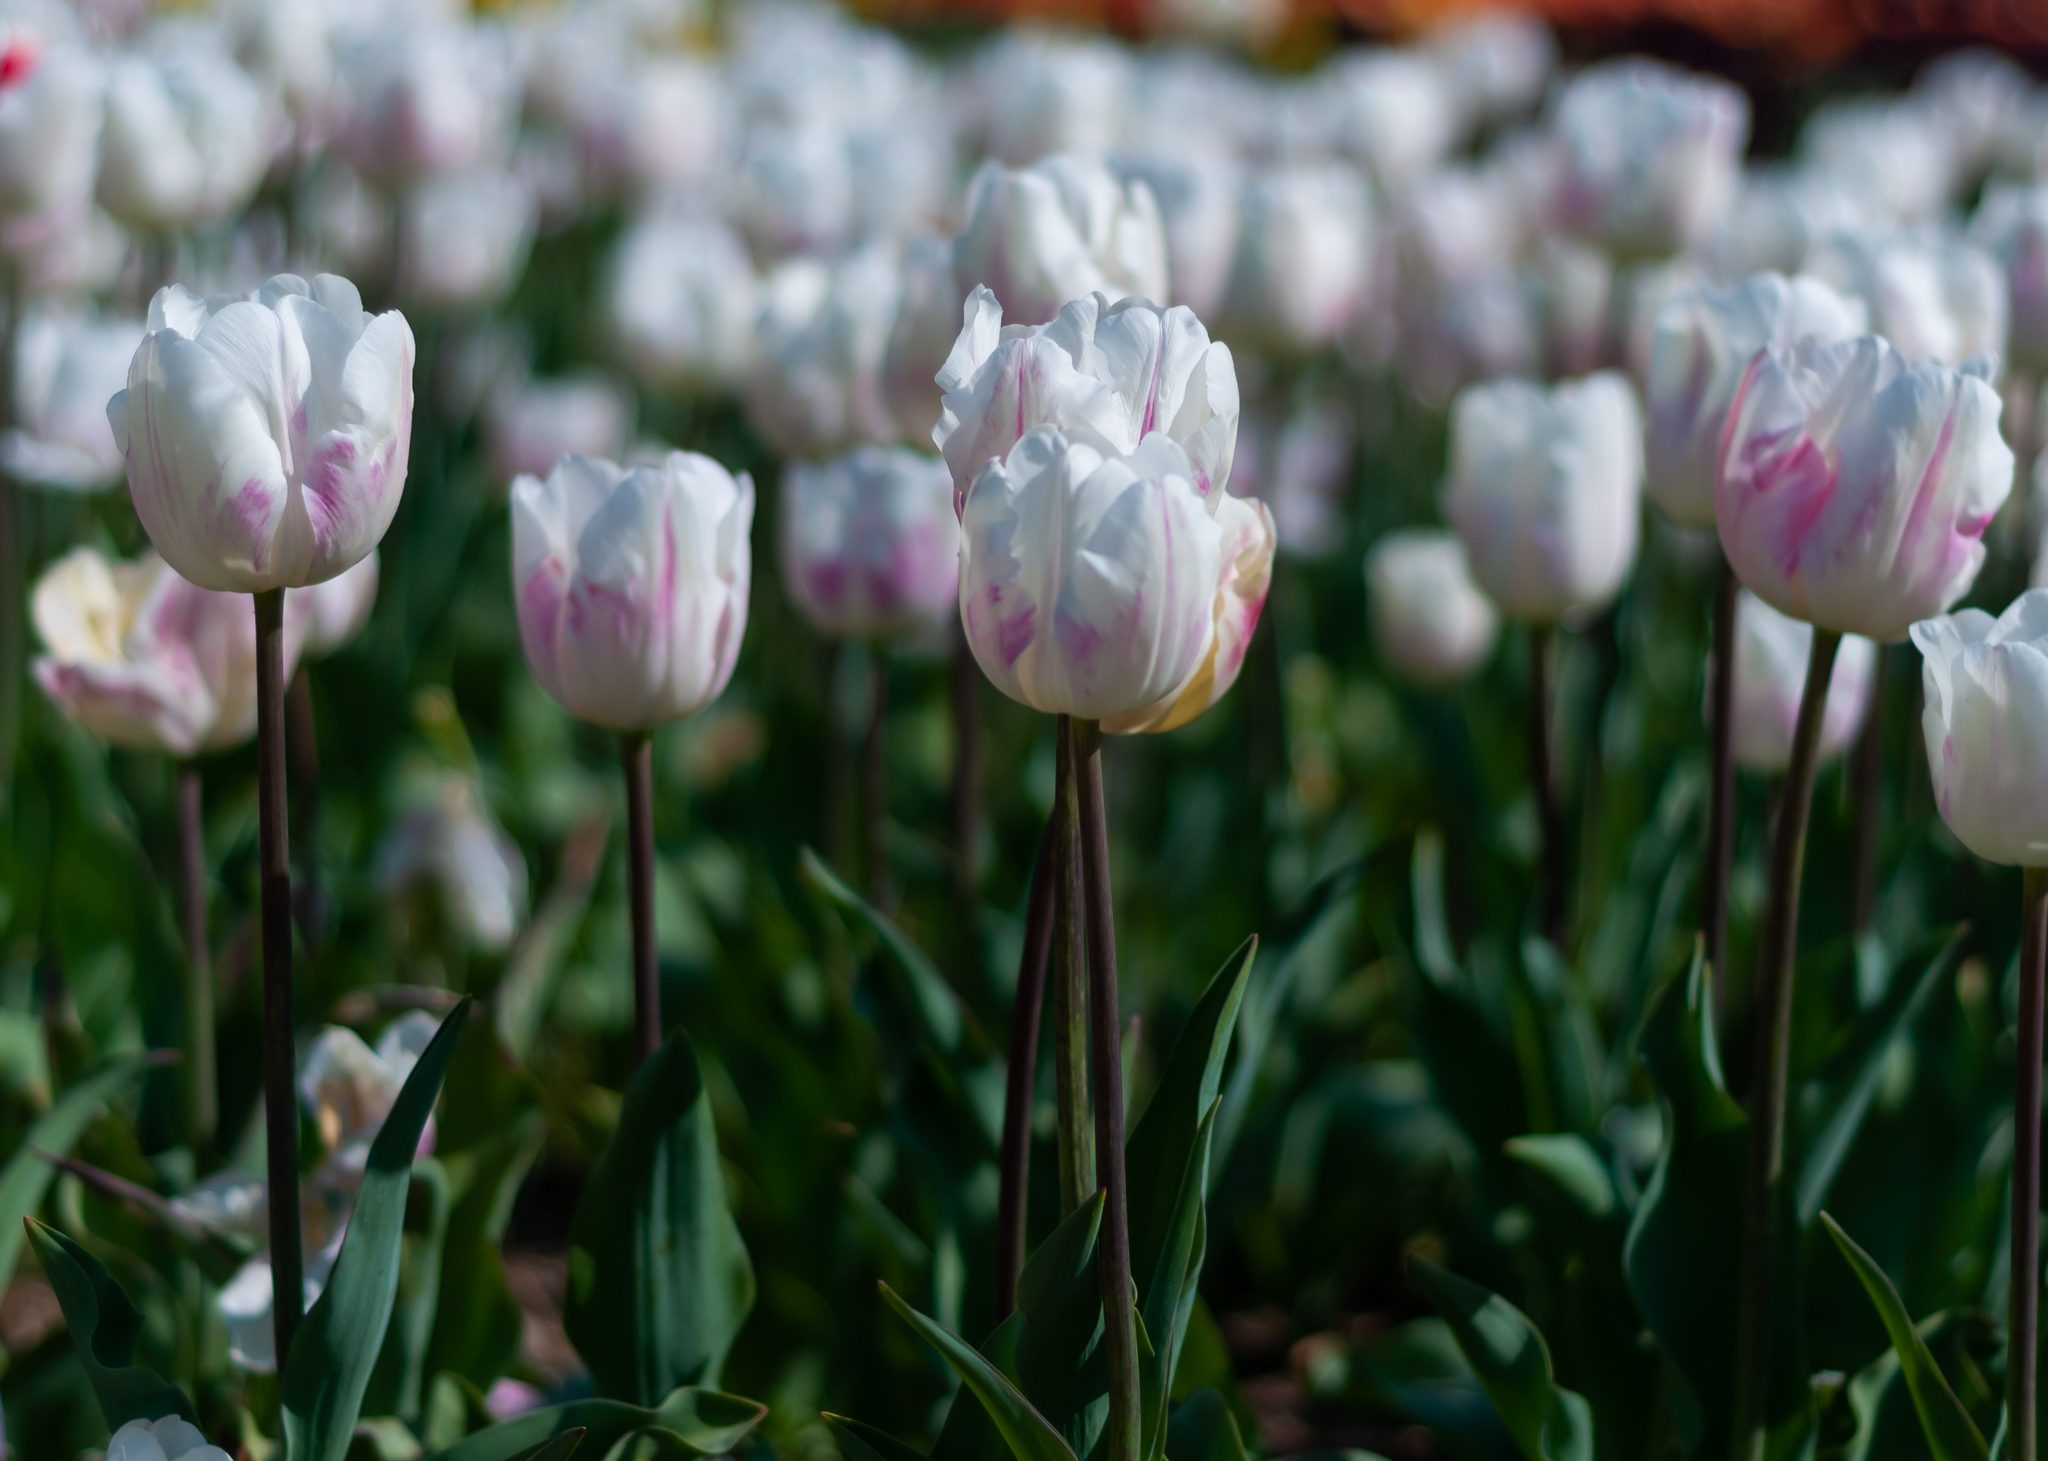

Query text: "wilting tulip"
[1549, 59, 1749, 263]
[959, 426, 1273, 734]
[111, 274, 415, 594]
[1643, 273, 1869, 530]
[3, 308, 143, 491]
[1970, 184, 2048, 379]
[106, 1417, 232, 1461]
[934, 287, 1240, 506]
[1718, 336, 2012, 642]
[1724, 589, 1876, 772]
[1220, 164, 1373, 357]
[1913, 589, 2048, 865]
[1443, 371, 1644, 624]
[376, 775, 527, 951]
[512, 451, 754, 731]
[782, 447, 960, 640]
[1808, 230, 2008, 368]
[297, 549, 377, 657]
[882, 234, 961, 446]
[606, 215, 758, 394]
[396, 167, 535, 310]
[95, 43, 274, 232]
[952, 154, 1168, 329]
[747, 248, 901, 460]
[31, 547, 309, 755]
[486, 373, 632, 485]
[0, 34, 103, 247]
[1365, 528, 1499, 686]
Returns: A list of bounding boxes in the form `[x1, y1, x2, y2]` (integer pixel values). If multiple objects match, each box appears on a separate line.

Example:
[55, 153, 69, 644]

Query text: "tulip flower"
[95, 42, 274, 232]
[3, 307, 143, 491]
[0, 34, 103, 249]
[1707, 166, 1868, 281]
[1970, 183, 2048, 379]
[395, 167, 536, 310]
[330, 22, 514, 186]
[376, 772, 528, 952]
[1365, 529, 1500, 687]
[1425, 11, 1554, 127]
[975, 31, 1128, 167]
[733, 114, 856, 260]
[1807, 230, 2008, 369]
[106, 1417, 232, 1461]
[1323, 49, 1461, 190]
[1220, 164, 1374, 358]
[298, 549, 377, 658]
[1549, 59, 1749, 263]
[1390, 167, 1538, 405]
[782, 447, 959, 642]
[1725, 590, 1875, 773]
[486, 373, 631, 485]
[882, 234, 962, 446]
[952, 154, 1168, 329]
[1717, 335, 2012, 643]
[1798, 97, 1959, 229]
[746, 247, 901, 460]
[934, 287, 1240, 508]
[1109, 152, 1241, 322]
[1232, 401, 1353, 559]
[606, 215, 759, 394]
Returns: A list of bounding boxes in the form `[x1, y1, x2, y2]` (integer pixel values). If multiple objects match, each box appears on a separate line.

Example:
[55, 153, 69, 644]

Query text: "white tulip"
[1109, 151, 1241, 320]
[606, 215, 758, 394]
[1220, 163, 1373, 357]
[486, 373, 632, 485]
[1915, 589, 2048, 865]
[1723, 589, 1876, 772]
[1970, 183, 2048, 378]
[3, 307, 144, 491]
[0, 31, 103, 242]
[781, 446, 960, 640]
[952, 153, 1168, 329]
[96, 39, 275, 231]
[746, 247, 901, 460]
[107, 1416, 232, 1461]
[1807, 229, 2008, 368]
[377, 775, 528, 950]
[975, 30, 1128, 167]
[881, 233, 962, 448]
[1366, 528, 1500, 686]
[396, 167, 535, 310]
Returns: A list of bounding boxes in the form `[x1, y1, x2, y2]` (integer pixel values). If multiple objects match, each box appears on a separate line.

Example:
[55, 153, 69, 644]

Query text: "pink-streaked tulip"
[746, 247, 901, 461]
[95, 42, 274, 231]
[1443, 371, 1644, 624]
[511, 451, 754, 731]
[781, 446, 959, 640]
[0, 32, 103, 248]
[331, 23, 514, 187]
[1366, 528, 1499, 687]
[1643, 272, 1869, 531]
[1807, 230, 2007, 369]
[959, 425, 1273, 734]
[3, 307, 144, 491]
[487, 373, 632, 485]
[1220, 163, 1373, 357]
[1724, 589, 1876, 773]
[297, 549, 377, 657]
[1717, 335, 2012, 642]
[606, 215, 757, 394]
[1549, 59, 1749, 263]
[1913, 589, 2048, 866]
[934, 286, 1239, 505]
[1970, 184, 2048, 379]
[952, 153, 1168, 329]
[396, 167, 535, 311]
[882, 233, 961, 446]
[31, 546, 310, 756]
[110, 273, 415, 594]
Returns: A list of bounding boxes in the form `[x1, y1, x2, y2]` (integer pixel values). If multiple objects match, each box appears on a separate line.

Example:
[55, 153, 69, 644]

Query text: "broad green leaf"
[826, 1414, 934, 1461]
[1164, 1389, 1248, 1461]
[1140, 1103, 1220, 1461]
[363, 1155, 452, 1422]
[284, 1000, 471, 1461]
[0, 1051, 161, 1296]
[1503, 1135, 1615, 1220]
[430, 1387, 766, 1461]
[1820, 1214, 1987, 1461]
[1411, 1260, 1592, 1461]
[424, 1114, 544, 1390]
[880, 1282, 1079, 1461]
[503, 1430, 586, 1461]
[25, 1217, 194, 1427]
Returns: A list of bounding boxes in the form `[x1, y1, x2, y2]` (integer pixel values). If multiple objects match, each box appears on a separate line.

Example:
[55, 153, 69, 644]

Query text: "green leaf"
[284, 1000, 471, 1461]
[0, 1051, 161, 1296]
[1411, 1259, 1592, 1461]
[563, 1029, 755, 1403]
[502, 1430, 586, 1461]
[802, 847, 974, 1059]
[1503, 1135, 1616, 1221]
[879, 1282, 1079, 1461]
[1140, 1103, 1221, 1461]
[24, 1217, 195, 1428]
[429, 1386, 766, 1461]
[1820, 1214, 1987, 1461]
[363, 1155, 452, 1422]
[424, 1114, 544, 1390]
[826, 1414, 933, 1461]
[1165, 1389, 1249, 1461]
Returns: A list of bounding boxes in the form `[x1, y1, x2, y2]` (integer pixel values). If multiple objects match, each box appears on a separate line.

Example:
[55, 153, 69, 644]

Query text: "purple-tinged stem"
[254, 588, 303, 1371]
[621, 730, 660, 1065]
[177, 764, 215, 1149]
[994, 820, 1055, 1320]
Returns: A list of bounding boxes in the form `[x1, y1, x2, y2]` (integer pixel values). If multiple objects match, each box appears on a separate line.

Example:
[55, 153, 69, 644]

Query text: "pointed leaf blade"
[25, 1218, 195, 1428]
[1411, 1260, 1591, 1461]
[880, 1282, 1079, 1461]
[430, 1388, 767, 1461]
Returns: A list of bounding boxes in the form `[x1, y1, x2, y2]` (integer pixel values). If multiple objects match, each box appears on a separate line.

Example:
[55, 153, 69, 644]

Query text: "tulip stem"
[953, 638, 981, 904]
[620, 730, 660, 1065]
[253, 587, 303, 1373]
[1075, 719, 1140, 1461]
[288, 668, 324, 947]
[176, 763, 216, 1152]
[1703, 556, 1737, 1007]
[1052, 716, 1093, 1216]
[0, 263, 20, 814]
[1849, 649, 1888, 937]
[2013, 866, 2048, 1461]
[1527, 625, 1567, 946]
[1730, 626, 1840, 1461]
[865, 644, 891, 910]
[995, 819, 1056, 1320]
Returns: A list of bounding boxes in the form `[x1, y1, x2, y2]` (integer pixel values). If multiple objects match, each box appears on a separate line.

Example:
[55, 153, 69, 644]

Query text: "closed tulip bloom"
[298, 548, 377, 656]
[881, 234, 961, 446]
[1717, 336, 2012, 642]
[111, 273, 414, 595]
[376, 773, 528, 950]
[395, 167, 535, 310]
[1365, 528, 1499, 686]
[1221, 164, 1373, 357]
[781, 446, 959, 640]
[1799, 98, 1958, 229]
[976, 31, 1127, 167]
[96, 41, 274, 232]
[1913, 590, 2048, 865]
[952, 154, 1168, 329]
[934, 287, 1239, 506]
[1644, 273, 1869, 530]
[1707, 166, 1869, 281]
[959, 425, 1273, 734]
[3, 308, 144, 491]
[1233, 400, 1353, 559]
[487, 373, 631, 484]
[1725, 589, 1876, 772]
[0, 33, 103, 241]
[1808, 231, 2007, 368]
[1323, 49, 1461, 190]
[511, 451, 754, 731]
[606, 215, 756, 395]
[106, 1417, 231, 1461]
[331, 23, 513, 187]
[1970, 184, 2048, 378]
[1444, 371, 1644, 624]
[733, 114, 855, 260]
[746, 247, 900, 460]
[1109, 151, 1241, 320]
[1550, 59, 1749, 263]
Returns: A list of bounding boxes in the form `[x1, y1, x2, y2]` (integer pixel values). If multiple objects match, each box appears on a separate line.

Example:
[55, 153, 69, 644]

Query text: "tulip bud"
[960, 426, 1273, 734]
[934, 286, 1239, 504]
[1807, 230, 2007, 368]
[109, 273, 415, 594]
[3, 307, 144, 491]
[0, 33, 103, 244]
[511, 451, 753, 731]
[975, 31, 1128, 167]
[1365, 529, 1499, 686]
[96, 42, 274, 232]
[605, 215, 757, 395]
[1722, 589, 1876, 773]
[780, 446, 959, 640]
[395, 167, 535, 311]
[1643, 272, 1869, 530]
[952, 153, 1168, 329]
[376, 773, 528, 951]
[1220, 163, 1373, 357]
[1549, 59, 1749, 263]
[1913, 589, 2048, 865]
[747, 247, 901, 460]
[1970, 183, 2048, 379]
[1718, 335, 2011, 642]
[486, 373, 632, 485]
[1109, 151, 1241, 321]
[881, 233, 961, 446]
[1444, 371, 1643, 624]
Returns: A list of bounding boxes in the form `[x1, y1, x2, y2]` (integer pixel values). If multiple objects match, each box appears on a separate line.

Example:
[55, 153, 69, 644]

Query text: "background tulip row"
[8, 0, 2048, 1458]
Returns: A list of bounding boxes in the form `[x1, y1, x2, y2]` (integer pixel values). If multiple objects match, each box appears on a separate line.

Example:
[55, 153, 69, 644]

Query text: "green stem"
[254, 587, 303, 1370]
[1730, 626, 1840, 1461]
[1052, 715, 1092, 1216]
[176, 763, 215, 1150]
[2012, 865, 2048, 1461]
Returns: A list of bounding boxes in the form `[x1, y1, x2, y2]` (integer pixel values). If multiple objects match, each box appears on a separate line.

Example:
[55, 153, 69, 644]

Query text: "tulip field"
[11, 0, 2048, 1458]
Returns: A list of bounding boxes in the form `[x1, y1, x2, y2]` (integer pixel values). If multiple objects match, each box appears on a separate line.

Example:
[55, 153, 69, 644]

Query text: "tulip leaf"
[1165, 1388, 1250, 1461]
[1140, 1101, 1221, 1461]
[502, 1431, 586, 1461]
[1504, 1135, 1616, 1221]
[363, 1153, 452, 1422]
[826, 1413, 934, 1461]
[0, 1051, 162, 1298]
[430, 1386, 766, 1461]
[1411, 1259, 1592, 1461]
[24, 1217, 195, 1428]
[283, 999, 471, 1461]
[562, 1028, 755, 1403]
[880, 1282, 1079, 1461]
[424, 1113, 545, 1390]
[1820, 1213, 1987, 1461]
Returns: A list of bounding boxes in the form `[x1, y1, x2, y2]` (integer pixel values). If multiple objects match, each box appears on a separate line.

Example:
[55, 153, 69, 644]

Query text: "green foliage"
[430, 1388, 767, 1461]
[25, 1217, 195, 1427]
[1411, 1260, 1592, 1461]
